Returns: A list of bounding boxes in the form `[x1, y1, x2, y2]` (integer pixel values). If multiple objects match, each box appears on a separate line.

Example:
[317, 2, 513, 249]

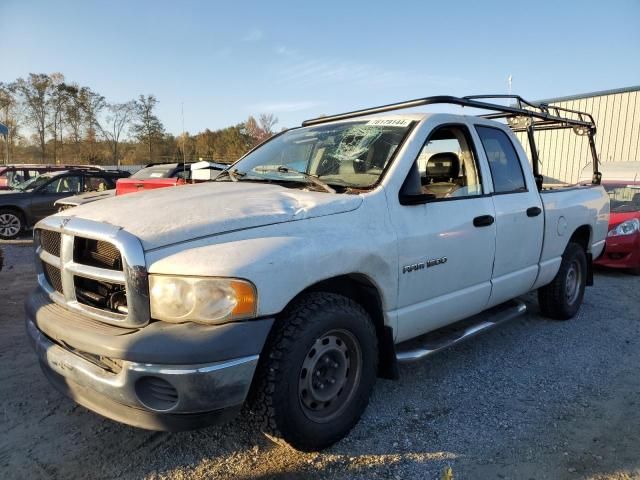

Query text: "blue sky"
[1, 0, 639, 135]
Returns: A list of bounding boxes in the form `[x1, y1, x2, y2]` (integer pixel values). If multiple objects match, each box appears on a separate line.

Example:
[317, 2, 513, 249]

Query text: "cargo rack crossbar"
[302, 95, 601, 186]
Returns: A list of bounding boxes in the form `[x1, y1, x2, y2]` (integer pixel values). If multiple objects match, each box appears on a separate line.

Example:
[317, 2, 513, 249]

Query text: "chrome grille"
[74, 237, 123, 271]
[40, 230, 61, 257]
[42, 262, 63, 294]
[34, 216, 149, 328]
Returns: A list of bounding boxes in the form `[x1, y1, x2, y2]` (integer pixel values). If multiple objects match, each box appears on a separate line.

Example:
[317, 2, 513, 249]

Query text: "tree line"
[0, 73, 278, 166]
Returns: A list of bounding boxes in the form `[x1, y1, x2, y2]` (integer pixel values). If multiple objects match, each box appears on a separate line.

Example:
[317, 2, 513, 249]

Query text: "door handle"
[526, 206, 542, 217]
[473, 215, 495, 227]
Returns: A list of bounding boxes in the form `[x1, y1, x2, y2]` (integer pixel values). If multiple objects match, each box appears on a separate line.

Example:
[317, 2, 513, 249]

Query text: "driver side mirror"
[399, 161, 435, 205]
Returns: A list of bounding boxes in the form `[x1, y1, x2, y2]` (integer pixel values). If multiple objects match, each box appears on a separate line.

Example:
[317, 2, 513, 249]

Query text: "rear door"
[473, 125, 544, 306]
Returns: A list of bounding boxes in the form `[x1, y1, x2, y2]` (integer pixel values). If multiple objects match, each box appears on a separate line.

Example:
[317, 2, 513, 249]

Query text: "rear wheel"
[0, 209, 23, 240]
[250, 292, 378, 451]
[538, 242, 587, 320]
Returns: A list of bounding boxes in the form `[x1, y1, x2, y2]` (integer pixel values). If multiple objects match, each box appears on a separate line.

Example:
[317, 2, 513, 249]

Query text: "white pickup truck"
[26, 95, 609, 451]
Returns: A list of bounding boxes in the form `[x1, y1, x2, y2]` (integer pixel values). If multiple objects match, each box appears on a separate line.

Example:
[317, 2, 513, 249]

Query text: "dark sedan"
[0, 168, 129, 239]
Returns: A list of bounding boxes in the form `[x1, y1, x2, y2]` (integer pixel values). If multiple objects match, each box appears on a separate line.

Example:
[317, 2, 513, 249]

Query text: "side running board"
[395, 299, 527, 363]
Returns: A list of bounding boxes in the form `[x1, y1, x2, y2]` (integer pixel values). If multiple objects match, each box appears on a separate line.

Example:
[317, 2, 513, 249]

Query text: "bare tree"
[97, 101, 135, 166]
[13, 73, 56, 162]
[245, 113, 278, 146]
[258, 113, 278, 136]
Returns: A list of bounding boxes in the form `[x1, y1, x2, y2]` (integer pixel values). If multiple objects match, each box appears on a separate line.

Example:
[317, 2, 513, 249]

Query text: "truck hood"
[56, 182, 363, 250]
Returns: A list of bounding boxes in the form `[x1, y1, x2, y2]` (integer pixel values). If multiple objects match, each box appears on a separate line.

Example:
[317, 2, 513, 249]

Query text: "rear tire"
[249, 292, 378, 451]
[538, 242, 587, 320]
[0, 209, 23, 240]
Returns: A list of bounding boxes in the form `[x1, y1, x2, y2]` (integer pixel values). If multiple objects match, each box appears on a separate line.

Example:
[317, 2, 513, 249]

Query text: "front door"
[390, 124, 497, 343]
[31, 174, 83, 222]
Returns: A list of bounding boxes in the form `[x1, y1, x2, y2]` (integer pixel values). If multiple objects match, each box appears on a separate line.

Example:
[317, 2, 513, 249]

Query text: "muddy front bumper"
[25, 289, 273, 431]
[594, 234, 640, 270]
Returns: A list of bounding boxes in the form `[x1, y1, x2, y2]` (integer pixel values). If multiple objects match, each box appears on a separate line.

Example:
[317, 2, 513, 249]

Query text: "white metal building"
[516, 86, 640, 184]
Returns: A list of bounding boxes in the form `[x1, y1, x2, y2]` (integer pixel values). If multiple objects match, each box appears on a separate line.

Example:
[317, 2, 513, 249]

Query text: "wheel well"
[0, 206, 26, 223]
[291, 275, 398, 380]
[569, 225, 591, 252]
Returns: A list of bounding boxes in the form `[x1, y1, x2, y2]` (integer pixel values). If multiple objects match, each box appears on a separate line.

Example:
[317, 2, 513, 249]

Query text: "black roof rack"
[302, 94, 601, 186]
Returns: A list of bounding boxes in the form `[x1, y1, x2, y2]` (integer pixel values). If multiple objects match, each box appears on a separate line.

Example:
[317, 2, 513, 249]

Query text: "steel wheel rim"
[565, 259, 582, 305]
[298, 328, 362, 423]
[0, 213, 20, 237]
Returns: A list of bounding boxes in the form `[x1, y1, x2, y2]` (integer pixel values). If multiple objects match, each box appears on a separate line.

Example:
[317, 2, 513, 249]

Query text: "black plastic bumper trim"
[25, 288, 274, 365]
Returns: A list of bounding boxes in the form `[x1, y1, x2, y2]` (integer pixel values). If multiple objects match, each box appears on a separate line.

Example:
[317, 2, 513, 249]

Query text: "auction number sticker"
[366, 118, 413, 127]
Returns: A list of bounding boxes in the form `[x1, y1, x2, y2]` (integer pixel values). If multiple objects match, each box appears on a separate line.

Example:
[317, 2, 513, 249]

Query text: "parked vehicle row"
[26, 95, 609, 451]
[0, 168, 130, 239]
[0, 161, 228, 238]
[0, 164, 102, 190]
[54, 161, 227, 210]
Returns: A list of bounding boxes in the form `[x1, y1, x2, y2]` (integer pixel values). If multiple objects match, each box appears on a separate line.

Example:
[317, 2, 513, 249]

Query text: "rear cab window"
[475, 126, 527, 194]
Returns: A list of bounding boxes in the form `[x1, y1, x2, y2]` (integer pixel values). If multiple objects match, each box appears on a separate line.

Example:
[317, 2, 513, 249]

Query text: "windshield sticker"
[366, 118, 412, 127]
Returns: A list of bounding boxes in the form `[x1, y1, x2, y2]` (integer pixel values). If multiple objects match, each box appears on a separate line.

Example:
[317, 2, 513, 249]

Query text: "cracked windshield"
[223, 119, 414, 192]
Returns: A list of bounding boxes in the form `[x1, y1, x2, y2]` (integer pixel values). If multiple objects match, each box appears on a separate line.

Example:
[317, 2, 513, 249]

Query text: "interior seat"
[423, 152, 462, 197]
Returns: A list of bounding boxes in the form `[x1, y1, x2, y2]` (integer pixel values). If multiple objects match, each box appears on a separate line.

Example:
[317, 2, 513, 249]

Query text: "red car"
[115, 161, 224, 195]
[594, 178, 640, 274]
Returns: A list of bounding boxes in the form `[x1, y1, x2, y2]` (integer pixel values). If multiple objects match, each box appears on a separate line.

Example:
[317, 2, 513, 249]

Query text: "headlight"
[608, 218, 640, 237]
[149, 275, 257, 324]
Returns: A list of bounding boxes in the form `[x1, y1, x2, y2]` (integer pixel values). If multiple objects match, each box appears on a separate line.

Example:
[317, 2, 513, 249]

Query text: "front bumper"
[26, 288, 274, 431]
[594, 234, 640, 270]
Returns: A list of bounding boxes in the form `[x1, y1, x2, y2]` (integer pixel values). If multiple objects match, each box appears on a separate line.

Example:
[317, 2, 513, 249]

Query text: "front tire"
[250, 292, 378, 451]
[0, 209, 23, 240]
[538, 242, 587, 320]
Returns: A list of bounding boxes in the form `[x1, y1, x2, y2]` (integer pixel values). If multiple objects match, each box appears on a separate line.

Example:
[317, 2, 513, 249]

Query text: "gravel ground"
[1, 241, 639, 480]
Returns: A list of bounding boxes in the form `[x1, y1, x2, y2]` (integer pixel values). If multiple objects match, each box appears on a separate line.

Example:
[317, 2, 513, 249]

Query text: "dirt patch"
[1, 243, 639, 479]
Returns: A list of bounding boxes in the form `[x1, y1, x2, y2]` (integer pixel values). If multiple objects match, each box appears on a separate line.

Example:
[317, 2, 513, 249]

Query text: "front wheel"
[538, 242, 587, 320]
[0, 209, 23, 240]
[250, 292, 378, 451]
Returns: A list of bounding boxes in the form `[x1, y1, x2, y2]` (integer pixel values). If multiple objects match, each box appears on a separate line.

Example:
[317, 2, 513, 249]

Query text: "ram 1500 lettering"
[26, 95, 609, 451]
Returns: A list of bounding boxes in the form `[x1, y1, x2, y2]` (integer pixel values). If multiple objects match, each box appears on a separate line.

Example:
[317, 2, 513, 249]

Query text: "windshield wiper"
[276, 166, 336, 194]
[215, 168, 244, 182]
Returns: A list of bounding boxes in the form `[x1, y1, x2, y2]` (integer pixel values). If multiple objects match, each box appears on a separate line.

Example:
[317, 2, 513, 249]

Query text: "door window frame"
[399, 123, 489, 204]
[474, 124, 529, 196]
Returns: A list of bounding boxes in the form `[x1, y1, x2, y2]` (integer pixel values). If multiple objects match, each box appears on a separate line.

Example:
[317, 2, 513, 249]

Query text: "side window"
[42, 175, 82, 194]
[84, 176, 112, 192]
[404, 125, 483, 199]
[8, 169, 27, 188]
[475, 126, 527, 194]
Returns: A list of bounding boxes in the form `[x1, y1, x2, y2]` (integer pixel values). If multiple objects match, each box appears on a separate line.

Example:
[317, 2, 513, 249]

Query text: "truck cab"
[26, 95, 609, 451]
